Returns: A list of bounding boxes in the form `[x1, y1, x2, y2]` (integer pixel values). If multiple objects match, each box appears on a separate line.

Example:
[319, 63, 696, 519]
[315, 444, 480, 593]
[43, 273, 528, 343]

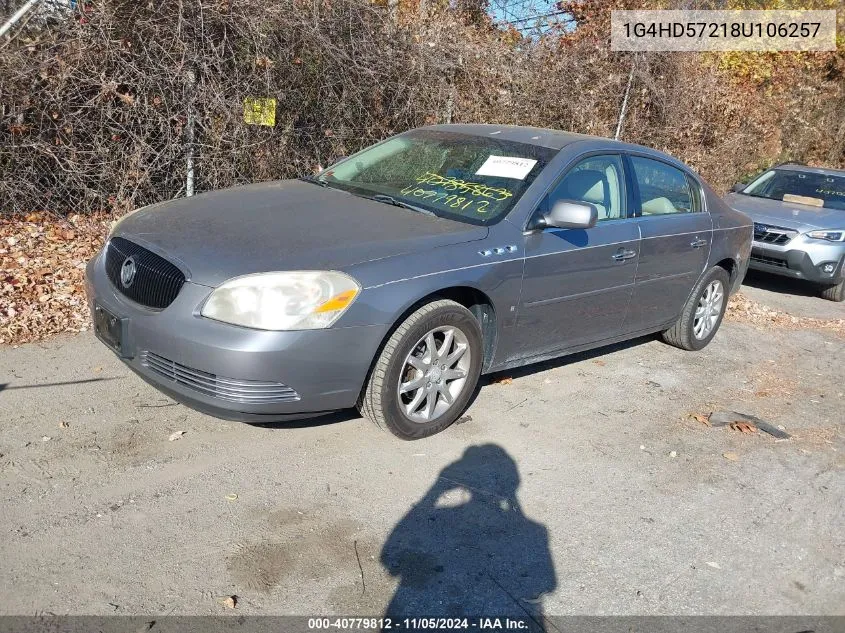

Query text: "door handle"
[612, 249, 637, 261]
[690, 239, 708, 249]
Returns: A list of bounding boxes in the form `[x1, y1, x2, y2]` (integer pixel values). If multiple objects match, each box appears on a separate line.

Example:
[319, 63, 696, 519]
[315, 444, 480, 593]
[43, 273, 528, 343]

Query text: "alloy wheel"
[397, 326, 472, 423]
[693, 280, 724, 340]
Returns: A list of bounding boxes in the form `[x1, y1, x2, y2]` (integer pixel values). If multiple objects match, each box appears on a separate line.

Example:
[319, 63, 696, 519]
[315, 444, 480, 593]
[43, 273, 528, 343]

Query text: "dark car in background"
[86, 125, 752, 439]
[725, 164, 845, 302]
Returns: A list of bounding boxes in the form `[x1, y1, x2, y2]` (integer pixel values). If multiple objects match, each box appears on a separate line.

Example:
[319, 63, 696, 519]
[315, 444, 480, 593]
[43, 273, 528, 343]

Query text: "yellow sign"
[243, 97, 277, 126]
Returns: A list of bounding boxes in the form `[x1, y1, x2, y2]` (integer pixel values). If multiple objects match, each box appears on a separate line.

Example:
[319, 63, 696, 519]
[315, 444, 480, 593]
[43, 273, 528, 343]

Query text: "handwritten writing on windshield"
[400, 186, 491, 213]
[816, 188, 845, 198]
[411, 172, 514, 201]
[399, 172, 514, 215]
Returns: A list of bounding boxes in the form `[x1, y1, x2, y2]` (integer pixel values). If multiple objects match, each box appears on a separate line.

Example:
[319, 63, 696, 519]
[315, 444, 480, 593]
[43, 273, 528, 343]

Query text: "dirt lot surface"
[1, 275, 843, 617]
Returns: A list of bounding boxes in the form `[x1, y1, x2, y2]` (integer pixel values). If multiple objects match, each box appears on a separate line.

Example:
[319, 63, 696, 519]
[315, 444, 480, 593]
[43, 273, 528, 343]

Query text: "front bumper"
[749, 239, 845, 285]
[85, 253, 388, 422]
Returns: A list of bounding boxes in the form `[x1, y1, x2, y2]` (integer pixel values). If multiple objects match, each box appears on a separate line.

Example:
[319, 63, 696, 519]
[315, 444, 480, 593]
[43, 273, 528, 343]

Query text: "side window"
[629, 156, 692, 216]
[547, 155, 626, 222]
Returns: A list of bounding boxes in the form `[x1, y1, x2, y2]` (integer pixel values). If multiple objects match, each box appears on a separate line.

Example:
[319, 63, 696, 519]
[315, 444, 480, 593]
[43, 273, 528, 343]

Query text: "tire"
[358, 299, 483, 440]
[819, 279, 845, 302]
[662, 266, 730, 351]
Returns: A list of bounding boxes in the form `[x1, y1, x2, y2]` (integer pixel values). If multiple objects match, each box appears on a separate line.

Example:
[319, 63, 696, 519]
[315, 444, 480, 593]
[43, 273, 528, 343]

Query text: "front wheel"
[819, 279, 845, 302]
[662, 266, 730, 351]
[358, 299, 483, 440]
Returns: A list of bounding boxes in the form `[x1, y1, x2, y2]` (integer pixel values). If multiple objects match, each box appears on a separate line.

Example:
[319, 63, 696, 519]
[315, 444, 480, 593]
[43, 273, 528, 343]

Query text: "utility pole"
[185, 69, 196, 197]
[615, 56, 636, 141]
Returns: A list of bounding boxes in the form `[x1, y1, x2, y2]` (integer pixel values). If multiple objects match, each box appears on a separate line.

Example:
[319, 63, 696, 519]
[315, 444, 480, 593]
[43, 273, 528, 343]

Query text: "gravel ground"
[740, 270, 845, 321]
[0, 274, 843, 617]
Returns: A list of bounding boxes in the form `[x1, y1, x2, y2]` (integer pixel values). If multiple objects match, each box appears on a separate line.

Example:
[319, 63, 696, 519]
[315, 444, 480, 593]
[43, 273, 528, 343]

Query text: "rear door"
[515, 154, 640, 358]
[624, 155, 712, 332]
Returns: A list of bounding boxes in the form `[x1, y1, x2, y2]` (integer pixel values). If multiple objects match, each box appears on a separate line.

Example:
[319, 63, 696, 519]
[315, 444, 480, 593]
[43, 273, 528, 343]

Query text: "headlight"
[806, 230, 845, 242]
[201, 271, 360, 331]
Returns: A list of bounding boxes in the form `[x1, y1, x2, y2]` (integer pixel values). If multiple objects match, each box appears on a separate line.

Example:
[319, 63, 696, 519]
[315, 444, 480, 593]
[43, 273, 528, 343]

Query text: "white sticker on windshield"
[475, 155, 537, 180]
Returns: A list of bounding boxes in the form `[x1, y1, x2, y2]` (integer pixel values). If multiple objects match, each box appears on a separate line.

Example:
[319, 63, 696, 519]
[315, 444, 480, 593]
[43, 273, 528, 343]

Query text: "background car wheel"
[662, 266, 730, 351]
[358, 299, 483, 440]
[819, 279, 845, 302]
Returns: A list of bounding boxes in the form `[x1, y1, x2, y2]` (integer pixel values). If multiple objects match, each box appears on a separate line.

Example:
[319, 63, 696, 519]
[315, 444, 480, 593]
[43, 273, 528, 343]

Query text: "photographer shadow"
[380, 444, 556, 627]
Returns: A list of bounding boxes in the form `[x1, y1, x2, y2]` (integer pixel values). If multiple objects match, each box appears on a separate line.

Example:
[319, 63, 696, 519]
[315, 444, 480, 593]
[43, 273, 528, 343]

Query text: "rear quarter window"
[629, 156, 693, 216]
[686, 175, 704, 213]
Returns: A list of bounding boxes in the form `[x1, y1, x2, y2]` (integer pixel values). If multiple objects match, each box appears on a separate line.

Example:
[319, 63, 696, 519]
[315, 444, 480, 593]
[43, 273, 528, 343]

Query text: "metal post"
[0, 0, 42, 38]
[185, 69, 196, 197]
[387, 0, 398, 32]
[615, 57, 636, 141]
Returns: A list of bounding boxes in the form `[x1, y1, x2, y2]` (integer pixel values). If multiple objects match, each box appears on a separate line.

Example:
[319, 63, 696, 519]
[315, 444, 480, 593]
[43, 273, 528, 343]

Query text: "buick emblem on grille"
[120, 256, 137, 288]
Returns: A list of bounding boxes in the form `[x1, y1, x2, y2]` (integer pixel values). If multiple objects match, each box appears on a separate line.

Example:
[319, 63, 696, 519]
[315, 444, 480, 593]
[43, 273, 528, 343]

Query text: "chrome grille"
[105, 237, 185, 309]
[753, 223, 797, 245]
[141, 351, 300, 404]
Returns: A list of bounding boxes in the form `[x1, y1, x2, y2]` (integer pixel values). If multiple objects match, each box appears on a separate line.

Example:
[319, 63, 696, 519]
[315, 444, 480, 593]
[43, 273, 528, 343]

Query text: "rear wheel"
[662, 266, 730, 351]
[819, 279, 845, 302]
[358, 299, 483, 440]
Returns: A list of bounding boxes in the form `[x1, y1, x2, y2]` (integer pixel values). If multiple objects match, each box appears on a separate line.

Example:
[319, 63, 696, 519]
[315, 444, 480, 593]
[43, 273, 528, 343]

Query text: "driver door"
[515, 154, 640, 359]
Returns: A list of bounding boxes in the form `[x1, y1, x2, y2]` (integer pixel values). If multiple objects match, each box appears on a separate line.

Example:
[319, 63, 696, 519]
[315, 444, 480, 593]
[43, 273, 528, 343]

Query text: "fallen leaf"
[255, 55, 274, 69]
[722, 452, 739, 461]
[59, 421, 69, 428]
[592, 360, 606, 366]
[493, 377, 513, 385]
[92, 366, 102, 373]
[689, 413, 710, 426]
[730, 421, 757, 434]
[168, 430, 186, 441]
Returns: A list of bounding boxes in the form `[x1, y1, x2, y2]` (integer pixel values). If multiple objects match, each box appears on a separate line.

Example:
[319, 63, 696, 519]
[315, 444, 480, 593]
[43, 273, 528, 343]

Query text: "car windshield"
[742, 168, 845, 211]
[308, 130, 557, 225]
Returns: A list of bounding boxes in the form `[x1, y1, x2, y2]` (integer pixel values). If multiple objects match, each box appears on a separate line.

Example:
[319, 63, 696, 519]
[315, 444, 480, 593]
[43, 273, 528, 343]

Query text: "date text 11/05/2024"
[307, 617, 531, 630]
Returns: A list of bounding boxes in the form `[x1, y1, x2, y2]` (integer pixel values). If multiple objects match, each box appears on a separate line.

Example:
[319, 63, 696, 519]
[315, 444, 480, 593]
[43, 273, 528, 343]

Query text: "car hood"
[723, 193, 845, 231]
[112, 180, 487, 287]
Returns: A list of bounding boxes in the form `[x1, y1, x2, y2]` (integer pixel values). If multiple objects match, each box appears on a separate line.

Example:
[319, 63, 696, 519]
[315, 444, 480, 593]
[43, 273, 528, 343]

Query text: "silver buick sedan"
[86, 125, 752, 439]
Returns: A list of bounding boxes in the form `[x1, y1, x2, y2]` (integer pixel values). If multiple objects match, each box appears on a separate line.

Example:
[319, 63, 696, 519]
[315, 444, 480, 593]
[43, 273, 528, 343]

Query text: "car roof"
[419, 124, 692, 172]
[773, 163, 845, 177]
[421, 123, 597, 150]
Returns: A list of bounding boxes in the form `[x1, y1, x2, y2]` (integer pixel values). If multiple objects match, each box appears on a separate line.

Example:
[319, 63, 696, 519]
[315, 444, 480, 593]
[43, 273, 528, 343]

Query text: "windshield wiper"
[366, 194, 436, 217]
[299, 175, 329, 187]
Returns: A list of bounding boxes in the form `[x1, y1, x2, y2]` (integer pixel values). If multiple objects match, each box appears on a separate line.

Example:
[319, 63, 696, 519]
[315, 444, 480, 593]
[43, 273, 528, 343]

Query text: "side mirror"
[731, 182, 746, 193]
[540, 199, 598, 230]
